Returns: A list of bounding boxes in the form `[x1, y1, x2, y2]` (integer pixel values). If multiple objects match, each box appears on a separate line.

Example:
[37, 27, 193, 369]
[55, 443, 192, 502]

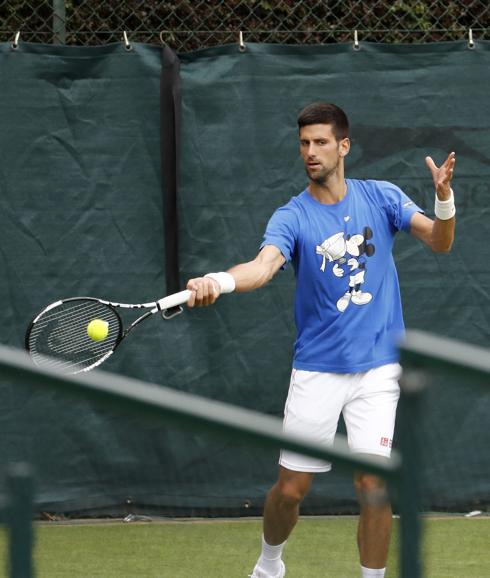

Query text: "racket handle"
[157, 290, 192, 311]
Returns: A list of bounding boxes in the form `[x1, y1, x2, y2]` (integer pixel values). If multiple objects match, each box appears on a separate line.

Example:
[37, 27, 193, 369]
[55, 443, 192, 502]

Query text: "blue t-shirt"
[261, 178, 422, 373]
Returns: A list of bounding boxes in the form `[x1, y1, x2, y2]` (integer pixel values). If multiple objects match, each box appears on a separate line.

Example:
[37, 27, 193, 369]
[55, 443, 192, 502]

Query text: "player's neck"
[308, 172, 347, 205]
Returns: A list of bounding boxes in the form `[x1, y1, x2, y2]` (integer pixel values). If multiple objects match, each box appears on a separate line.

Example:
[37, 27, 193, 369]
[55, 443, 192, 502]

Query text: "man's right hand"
[186, 277, 221, 307]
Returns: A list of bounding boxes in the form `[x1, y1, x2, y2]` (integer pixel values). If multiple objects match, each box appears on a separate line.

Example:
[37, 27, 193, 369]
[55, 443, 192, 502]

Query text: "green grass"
[1, 516, 488, 577]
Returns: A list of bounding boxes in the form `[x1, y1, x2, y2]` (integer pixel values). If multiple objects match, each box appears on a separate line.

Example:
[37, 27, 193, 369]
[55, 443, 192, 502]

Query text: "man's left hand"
[425, 151, 456, 200]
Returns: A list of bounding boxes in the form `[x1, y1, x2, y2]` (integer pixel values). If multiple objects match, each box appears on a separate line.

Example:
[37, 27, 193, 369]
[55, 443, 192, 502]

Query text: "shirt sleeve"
[378, 181, 424, 233]
[260, 204, 299, 263]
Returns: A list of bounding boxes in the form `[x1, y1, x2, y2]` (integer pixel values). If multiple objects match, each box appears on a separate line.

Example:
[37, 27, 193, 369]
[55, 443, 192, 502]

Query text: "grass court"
[1, 515, 487, 577]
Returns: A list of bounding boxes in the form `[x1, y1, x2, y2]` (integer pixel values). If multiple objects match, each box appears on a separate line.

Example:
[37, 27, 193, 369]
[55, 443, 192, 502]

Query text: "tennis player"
[186, 102, 456, 578]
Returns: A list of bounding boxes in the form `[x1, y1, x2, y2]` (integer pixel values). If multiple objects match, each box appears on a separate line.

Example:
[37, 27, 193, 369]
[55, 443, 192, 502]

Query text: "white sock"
[361, 566, 386, 578]
[256, 535, 286, 575]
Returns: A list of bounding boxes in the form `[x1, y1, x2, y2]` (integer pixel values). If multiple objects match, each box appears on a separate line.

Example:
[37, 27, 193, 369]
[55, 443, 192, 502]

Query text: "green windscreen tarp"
[0, 40, 488, 515]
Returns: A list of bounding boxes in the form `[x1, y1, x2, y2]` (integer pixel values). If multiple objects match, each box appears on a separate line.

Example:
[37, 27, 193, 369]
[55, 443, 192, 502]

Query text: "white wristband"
[434, 189, 456, 220]
[204, 272, 236, 294]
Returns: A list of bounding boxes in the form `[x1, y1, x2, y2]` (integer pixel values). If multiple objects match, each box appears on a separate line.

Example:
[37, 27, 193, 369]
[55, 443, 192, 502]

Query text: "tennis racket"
[25, 290, 192, 375]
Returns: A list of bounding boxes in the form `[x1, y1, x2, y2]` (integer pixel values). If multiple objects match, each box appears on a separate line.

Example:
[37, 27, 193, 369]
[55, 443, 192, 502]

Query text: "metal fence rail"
[1, 0, 489, 51]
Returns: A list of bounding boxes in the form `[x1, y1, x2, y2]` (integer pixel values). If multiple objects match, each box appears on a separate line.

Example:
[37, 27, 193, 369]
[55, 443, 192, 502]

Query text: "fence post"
[6, 463, 35, 578]
[398, 368, 426, 578]
[53, 0, 66, 44]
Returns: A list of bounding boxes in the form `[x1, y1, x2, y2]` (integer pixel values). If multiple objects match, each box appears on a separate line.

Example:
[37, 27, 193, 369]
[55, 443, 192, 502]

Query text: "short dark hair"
[297, 102, 349, 141]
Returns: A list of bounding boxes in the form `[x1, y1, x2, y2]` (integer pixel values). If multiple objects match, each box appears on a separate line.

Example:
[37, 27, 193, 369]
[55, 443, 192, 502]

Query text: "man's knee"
[271, 470, 313, 507]
[354, 473, 390, 506]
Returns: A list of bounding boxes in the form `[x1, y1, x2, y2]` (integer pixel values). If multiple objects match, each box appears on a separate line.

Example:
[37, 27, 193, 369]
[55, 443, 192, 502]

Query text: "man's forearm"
[431, 216, 455, 252]
[228, 260, 276, 292]
[186, 245, 285, 306]
[431, 186, 456, 252]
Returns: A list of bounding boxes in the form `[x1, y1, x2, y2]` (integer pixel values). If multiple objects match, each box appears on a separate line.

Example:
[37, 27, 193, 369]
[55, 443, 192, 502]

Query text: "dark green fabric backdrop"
[0, 40, 488, 514]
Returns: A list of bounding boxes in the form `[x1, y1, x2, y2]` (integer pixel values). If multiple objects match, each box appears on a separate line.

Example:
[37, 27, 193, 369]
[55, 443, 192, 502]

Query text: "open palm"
[425, 152, 456, 199]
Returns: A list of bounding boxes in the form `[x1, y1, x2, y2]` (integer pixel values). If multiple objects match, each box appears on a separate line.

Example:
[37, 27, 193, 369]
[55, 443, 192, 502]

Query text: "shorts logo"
[380, 437, 392, 448]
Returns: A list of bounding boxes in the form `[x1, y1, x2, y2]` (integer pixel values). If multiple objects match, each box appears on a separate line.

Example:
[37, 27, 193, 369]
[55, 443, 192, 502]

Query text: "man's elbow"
[430, 238, 454, 253]
[258, 264, 278, 287]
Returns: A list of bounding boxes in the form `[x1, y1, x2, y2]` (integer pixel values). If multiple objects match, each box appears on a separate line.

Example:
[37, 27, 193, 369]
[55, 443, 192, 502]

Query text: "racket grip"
[157, 290, 192, 311]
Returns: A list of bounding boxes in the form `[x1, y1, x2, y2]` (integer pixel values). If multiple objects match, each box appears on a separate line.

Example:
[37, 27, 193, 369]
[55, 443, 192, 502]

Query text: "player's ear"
[339, 137, 350, 157]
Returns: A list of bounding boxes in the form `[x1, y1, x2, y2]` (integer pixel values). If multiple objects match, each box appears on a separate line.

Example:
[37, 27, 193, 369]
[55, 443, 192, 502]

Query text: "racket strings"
[43, 303, 114, 352]
[39, 349, 113, 374]
[28, 300, 121, 373]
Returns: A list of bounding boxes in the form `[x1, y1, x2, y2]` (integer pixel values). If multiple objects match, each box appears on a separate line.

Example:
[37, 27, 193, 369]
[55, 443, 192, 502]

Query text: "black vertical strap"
[161, 46, 181, 296]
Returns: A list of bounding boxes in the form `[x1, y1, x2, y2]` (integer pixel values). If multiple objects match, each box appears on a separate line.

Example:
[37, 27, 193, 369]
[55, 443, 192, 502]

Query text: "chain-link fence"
[1, 1, 489, 52]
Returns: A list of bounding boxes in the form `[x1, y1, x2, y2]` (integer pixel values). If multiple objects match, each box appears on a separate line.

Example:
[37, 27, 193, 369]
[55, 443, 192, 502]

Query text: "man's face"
[299, 124, 350, 184]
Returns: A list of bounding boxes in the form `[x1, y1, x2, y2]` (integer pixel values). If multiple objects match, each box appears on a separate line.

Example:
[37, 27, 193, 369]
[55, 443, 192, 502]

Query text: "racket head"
[25, 297, 123, 374]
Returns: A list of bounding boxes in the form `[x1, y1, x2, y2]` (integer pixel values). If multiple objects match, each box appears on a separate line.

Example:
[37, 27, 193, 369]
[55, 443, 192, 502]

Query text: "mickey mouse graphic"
[316, 226, 375, 312]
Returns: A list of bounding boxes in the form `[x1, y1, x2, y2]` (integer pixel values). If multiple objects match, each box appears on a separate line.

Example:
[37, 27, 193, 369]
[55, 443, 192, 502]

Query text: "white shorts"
[280, 363, 401, 473]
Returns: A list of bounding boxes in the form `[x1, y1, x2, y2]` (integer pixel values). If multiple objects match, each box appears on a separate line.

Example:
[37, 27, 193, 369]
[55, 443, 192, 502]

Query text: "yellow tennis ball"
[87, 319, 109, 341]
